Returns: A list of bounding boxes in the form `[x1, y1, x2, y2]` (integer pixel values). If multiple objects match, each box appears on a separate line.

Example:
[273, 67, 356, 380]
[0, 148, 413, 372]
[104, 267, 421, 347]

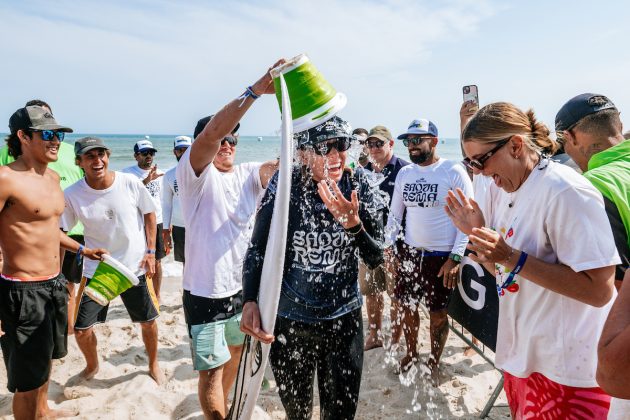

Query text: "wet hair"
[462, 102, 559, 156]
[352, 128, 368, 136]
[573, 109, 622, 139]
[25, 99, 52, 113]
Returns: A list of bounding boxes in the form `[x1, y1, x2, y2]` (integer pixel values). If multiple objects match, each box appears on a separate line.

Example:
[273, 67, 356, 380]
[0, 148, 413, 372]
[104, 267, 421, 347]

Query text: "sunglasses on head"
[306, 138, 352, 156]
[366, 139, 385, 149]
[462, 136, 511, 171]
[221, 136, 238, 146]
[140, 150, 155, 157]
[33, 130, 65, 142]
[402, 136, 432, 147]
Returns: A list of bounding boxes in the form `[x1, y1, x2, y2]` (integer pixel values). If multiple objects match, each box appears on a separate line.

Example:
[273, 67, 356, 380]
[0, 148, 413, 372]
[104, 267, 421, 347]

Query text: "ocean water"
[58, 133, 465, 171]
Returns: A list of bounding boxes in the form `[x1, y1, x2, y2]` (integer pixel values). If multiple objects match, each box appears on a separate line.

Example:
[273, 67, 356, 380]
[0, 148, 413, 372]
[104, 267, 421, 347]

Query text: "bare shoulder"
[46, 167, 60, 182]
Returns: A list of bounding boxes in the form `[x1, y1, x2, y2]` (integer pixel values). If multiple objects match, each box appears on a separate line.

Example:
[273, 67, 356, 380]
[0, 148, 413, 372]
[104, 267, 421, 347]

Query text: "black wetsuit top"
[242, 167, 384, 323]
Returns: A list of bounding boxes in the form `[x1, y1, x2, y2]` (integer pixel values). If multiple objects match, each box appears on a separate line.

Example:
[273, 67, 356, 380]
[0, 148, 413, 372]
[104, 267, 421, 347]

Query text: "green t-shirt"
[0, 142, 84, 236]
[585, 140, 630, 249]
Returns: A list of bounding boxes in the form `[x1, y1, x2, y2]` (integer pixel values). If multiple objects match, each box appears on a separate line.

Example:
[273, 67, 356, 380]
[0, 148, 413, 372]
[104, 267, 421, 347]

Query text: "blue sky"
[1, 0, 629, 138]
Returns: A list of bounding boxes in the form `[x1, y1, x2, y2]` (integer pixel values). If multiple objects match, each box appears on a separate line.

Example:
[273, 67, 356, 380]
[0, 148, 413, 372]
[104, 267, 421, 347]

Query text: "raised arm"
[189, 59, 285, 176]
[259, 159, 280, 189]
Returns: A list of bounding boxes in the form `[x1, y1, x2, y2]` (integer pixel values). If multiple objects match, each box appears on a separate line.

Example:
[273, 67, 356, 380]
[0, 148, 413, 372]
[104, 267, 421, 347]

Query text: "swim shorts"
[61, 235, 84, 284]
[74, 274, 160, 329]
[171, 225, 185, 263]
[503, 371, 611, 419]
[183, 290, 245, 371]
[394, 243, 453, 312]
[0, 274, 68, 392]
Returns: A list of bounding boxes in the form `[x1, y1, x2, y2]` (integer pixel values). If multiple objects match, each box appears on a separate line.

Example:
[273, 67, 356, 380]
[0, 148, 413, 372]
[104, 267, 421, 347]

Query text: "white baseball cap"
[174, 135, 192, 149]
[134, 139, 157, 153]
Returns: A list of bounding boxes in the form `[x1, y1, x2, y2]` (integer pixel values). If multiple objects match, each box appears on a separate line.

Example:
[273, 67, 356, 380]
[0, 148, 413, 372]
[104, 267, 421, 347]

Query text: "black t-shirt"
[243, 167, 384, 323]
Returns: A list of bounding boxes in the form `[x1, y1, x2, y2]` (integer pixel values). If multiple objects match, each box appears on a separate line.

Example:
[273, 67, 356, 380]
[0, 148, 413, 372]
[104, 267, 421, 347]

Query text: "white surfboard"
[228, 73, 293, 420]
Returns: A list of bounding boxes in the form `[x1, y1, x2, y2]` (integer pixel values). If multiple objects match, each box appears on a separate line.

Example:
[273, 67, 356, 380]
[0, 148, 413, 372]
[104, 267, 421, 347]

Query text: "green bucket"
[271, 54, 347, 132]
[84, 255, 139, 306]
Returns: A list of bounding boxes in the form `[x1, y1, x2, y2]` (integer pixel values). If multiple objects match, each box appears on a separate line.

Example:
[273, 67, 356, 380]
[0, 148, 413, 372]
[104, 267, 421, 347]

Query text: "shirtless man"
[0, 105, 106, 419]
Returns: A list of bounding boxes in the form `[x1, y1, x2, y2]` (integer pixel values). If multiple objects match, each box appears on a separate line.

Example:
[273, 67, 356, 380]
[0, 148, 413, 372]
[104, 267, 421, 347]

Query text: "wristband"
[344, 222, 363, 236]
[246, 86, 261, 99]
[76, 245, 84, 265]
[498, 251, 528, 292]
[448, 253, 462, 263]
[146, 249, 156, 255]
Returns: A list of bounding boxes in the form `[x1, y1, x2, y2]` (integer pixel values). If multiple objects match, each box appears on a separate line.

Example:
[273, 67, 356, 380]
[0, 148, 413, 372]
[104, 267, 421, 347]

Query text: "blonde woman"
[445, 102, 619, 418]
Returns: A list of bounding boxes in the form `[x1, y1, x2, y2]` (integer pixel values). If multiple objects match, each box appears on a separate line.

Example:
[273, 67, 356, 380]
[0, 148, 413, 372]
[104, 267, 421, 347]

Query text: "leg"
[427, 309, 449, 384]
[152, 260, 162, 303]
[198, 367, 226, 420]
[389, 297, 403, 346]
[66, 282, 76, 336]
[318, 310, 363, 420]
[140, 320, 164, 384]
[34, 378, 77, 419]
[364, 293, 384, 350]
[222, 345, 243, 412]
[74, 327, 99, 379]
[270, 317, 317, 420]
[13, 387, 38, 420]
[400, 305, 420, 371]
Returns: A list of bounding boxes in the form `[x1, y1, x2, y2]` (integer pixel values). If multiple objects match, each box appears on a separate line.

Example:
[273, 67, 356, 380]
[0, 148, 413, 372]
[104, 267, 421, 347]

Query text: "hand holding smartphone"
[463, 85, 479, 107]
[461, 85, 479, 135]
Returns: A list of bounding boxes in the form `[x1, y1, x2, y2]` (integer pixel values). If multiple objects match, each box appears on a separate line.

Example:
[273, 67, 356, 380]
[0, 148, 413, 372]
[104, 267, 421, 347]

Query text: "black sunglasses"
[140, 150, 156, 157]
[366, 139, 385, 149]
[32, 130, 65, 142]
[304, 138, 352, 156]
[402, 136, 432, 147]
[462, 136, 511, 171]
[221, 136, 238, 146]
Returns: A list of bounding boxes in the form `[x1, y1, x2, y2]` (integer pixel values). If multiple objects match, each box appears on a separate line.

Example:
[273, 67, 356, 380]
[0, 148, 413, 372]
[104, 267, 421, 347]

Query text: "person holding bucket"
[61, 136, 164, 384]
[176, 63, 281, 418]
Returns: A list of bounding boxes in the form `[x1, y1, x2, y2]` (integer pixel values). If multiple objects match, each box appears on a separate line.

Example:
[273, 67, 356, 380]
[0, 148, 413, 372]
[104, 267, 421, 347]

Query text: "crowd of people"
[0, 58, 629, 420]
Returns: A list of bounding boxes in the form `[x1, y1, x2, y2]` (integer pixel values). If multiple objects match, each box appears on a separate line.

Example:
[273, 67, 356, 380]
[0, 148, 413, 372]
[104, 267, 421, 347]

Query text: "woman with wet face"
[446, 102, 620, 418]
[241, 116, 385, 419]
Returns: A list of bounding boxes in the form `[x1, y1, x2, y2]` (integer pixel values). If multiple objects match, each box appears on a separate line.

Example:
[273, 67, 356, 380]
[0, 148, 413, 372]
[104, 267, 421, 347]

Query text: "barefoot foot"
[149, 363, 165, 385]
[39, 407, 79, 419]
[395, 354, 419, 374]
[364, 334, 383, 351]
[79, 365, 99, 380]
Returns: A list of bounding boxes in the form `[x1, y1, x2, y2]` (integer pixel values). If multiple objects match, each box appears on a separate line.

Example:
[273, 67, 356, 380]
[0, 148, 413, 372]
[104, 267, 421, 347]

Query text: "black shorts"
[74, 274, 160, 329]
[0, 275, 68, 393]
[172, 226, 185, 263]
[395, 244, 453, 312]
[182, 289, 243, 327]
[156, 223, 166, 260]
[62, 235, 84, 284]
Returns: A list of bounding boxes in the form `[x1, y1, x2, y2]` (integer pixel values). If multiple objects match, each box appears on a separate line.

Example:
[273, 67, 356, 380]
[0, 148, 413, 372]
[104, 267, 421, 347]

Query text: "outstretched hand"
[144, 165, 163, 185]
[317, 180, 361, 229]
[444, 188, 485, 235]
[250, 59, 287, 96]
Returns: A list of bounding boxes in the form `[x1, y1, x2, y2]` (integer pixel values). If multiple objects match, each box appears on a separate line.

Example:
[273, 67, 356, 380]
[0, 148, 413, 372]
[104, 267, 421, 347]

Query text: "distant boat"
[257, 136, 263, 142]
[145, 135, 150, 139]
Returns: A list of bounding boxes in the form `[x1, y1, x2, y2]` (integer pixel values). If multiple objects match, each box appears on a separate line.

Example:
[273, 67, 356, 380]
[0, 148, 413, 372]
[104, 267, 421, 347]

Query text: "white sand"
[0, 260, 510, 419]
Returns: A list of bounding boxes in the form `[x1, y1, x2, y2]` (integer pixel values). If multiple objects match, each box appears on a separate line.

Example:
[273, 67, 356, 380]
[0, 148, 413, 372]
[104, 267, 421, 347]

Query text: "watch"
[448, 253, 462, 263]
[146, 249, 156, 255]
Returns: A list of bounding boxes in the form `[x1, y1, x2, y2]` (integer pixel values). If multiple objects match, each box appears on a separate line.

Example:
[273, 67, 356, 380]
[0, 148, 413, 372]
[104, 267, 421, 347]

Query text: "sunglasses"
[140, 150, 156, 157]
[221, 136, 238, 146]
[307, 138, 352, 156]
[462, 136, 511, 171]
[366, 140, 385, 149]
[33, 130, 65, 142]
[402, 136, 432, 147]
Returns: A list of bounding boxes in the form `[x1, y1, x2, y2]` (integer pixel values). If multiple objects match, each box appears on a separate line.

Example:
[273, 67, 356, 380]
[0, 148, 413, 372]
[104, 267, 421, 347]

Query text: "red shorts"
[394, 244, 452, 312]
[503, 371, 610, 419]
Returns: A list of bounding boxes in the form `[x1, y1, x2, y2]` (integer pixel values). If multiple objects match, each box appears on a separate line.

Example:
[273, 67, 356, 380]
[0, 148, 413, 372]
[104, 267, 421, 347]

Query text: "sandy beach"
[0, 259, 510, 419]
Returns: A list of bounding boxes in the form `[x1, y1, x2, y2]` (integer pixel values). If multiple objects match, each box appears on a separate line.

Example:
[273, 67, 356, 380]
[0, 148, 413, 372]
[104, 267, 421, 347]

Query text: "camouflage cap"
[367, 125, 392, 142]
[9, 105, 73, 134]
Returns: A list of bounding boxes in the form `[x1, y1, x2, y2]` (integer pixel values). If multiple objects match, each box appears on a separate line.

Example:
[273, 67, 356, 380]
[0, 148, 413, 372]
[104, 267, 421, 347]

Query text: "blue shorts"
[183, 290, 245, 371]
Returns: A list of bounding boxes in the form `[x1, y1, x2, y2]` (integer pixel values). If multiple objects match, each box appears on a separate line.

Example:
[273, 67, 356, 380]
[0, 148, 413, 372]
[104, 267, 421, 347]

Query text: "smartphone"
[463, 85, 479, 106]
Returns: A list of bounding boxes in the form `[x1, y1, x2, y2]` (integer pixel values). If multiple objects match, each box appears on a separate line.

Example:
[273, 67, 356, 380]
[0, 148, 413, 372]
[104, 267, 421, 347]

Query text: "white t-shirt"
[122, 165, 164, 224]
[480, 159, 620, 387]
[161, 166, 184, 229]
[176, 149, 264, 298]
[609, 398, 630, 420]
[386, 158, 473, 256]
[61, 172, 156, 278]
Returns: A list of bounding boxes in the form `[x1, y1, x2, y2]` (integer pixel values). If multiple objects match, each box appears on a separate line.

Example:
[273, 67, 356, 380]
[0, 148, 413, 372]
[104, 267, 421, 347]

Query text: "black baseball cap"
[294, 116, 352, 147]
[9, 105, 73, 134]
[193, 115, 240, 139]
[555, 93, 617, 132]
[75, 137, 110, 156]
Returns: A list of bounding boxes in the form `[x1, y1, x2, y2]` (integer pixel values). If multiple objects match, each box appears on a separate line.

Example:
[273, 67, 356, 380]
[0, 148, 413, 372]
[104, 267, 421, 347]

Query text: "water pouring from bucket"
[84, 254, 140, 306]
